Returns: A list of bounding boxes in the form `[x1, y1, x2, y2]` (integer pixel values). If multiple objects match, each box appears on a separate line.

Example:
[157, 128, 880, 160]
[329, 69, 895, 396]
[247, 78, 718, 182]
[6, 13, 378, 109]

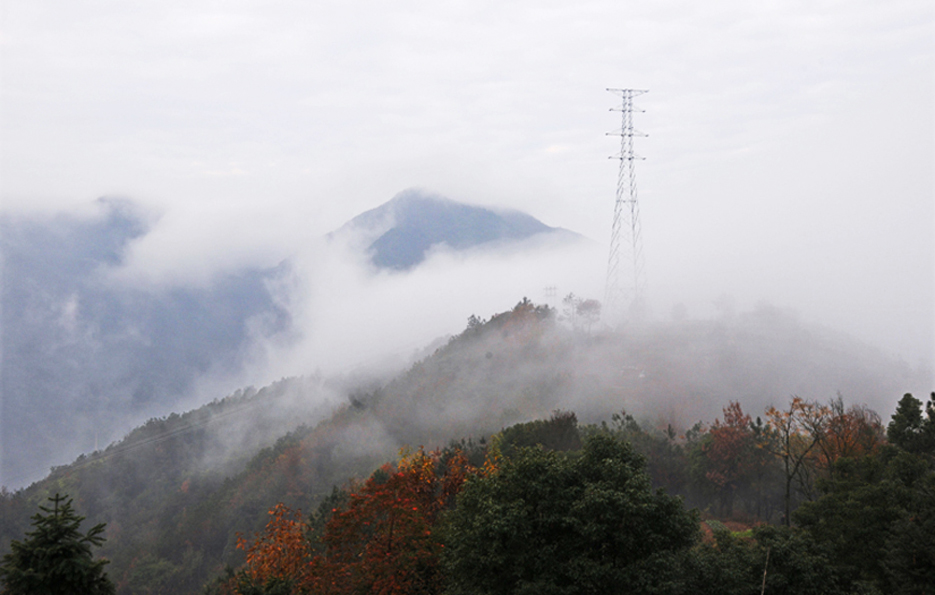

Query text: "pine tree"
[0, 493, 115, 595]
[887, 393, 935, 455]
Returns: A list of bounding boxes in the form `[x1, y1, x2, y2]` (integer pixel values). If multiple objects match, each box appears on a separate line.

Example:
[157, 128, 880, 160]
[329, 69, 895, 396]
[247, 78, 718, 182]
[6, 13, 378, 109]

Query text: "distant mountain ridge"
[333, 189, 581, 270]
[0, 189, 579, 489]
[0, 200, 290, 488]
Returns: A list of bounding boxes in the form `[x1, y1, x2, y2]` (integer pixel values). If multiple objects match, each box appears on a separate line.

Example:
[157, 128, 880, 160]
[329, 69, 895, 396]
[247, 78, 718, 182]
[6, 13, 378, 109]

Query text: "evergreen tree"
[887, 393, 935, 455]
[0, 493, 115, 595]
[795, 395, 935, 594]
[441, 434, 698, 595]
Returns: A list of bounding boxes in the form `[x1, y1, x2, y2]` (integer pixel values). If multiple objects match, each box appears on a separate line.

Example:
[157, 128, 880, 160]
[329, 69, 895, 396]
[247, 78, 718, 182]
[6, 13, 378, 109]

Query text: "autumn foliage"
[221, 394, 902, 594]
[701, 402, 755, 515]
[228, 448, 481, 595]
[236, 504, 311, 591]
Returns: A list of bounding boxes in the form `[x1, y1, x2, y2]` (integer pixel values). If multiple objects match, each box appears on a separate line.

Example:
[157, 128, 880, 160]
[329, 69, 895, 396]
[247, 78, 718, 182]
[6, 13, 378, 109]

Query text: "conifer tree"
[0, 493, 115, 595]
[887, 393, 935, 455]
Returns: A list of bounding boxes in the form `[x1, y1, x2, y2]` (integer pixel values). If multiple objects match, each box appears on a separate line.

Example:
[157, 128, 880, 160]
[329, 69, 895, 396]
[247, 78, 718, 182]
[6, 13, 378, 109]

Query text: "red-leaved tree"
[230, 447, 480, 595]
[236, 503, 313, 591]
[702, 401, 755, 517]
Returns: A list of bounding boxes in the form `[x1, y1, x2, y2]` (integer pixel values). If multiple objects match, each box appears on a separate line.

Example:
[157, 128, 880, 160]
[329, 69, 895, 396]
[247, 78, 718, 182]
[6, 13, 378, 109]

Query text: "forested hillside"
[0, 299, 927, 593]
[214, 399, 934, 595]
[0, 200, 289, 488]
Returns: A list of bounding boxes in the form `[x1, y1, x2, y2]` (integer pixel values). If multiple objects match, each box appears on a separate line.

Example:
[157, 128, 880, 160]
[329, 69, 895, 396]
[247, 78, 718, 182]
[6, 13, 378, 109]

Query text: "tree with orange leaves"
[232, 503, 313, 594]
[701, 401, 755, 517]
[227, 447, 480, 595]
[812, 395, 884, 481]
[316, 448, 477, 595]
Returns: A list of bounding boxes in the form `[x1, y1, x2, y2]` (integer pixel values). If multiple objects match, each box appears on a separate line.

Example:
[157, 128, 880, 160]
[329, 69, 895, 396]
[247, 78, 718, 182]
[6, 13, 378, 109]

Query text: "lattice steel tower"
[604, 88, 648, 325]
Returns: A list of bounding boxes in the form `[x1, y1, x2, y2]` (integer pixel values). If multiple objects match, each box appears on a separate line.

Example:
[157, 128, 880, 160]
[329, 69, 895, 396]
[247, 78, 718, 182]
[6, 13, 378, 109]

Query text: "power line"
[0, 395, 281, 489]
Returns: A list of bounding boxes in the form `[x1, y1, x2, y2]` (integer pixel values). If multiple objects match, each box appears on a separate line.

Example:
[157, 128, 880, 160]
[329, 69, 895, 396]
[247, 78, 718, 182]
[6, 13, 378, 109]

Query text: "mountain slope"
[0, 298, 920, 594]
[0, 189, 577, 489]
[0, 200, 289, 488]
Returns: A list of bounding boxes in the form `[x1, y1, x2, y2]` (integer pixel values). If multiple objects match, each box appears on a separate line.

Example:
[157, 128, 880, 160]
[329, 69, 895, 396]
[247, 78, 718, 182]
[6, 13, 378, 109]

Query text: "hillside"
[0, 190, 584, 490]
[0, 200, 289, 488]
[0, 299, 922, 593]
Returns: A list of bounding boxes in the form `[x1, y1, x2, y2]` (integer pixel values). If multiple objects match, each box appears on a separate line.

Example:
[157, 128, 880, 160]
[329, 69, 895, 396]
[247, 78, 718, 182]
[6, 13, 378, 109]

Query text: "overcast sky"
[2, 0, 933, 368]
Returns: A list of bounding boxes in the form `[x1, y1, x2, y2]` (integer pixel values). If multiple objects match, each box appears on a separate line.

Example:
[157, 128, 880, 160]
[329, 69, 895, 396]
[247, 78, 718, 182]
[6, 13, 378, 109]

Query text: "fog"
[2, 191, 929, 490]
[252, 228, 601, 378]
[0, 195, 608, 487]
[1, 0, 933, 488]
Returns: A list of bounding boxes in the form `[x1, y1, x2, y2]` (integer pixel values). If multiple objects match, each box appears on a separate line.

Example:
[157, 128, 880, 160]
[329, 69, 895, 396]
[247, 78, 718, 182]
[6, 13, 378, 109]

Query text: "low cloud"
[243, 225, 605, 383]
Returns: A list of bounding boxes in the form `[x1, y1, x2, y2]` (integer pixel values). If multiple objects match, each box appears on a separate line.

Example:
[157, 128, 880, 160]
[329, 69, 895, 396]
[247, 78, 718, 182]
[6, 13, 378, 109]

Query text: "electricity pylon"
[604, 88, 647, 326]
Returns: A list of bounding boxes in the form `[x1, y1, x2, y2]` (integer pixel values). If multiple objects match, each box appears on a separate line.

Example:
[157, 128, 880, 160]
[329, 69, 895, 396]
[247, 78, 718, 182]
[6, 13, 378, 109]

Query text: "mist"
[0, 201, 292, 487]
[1, 0, 932, 492]
[0, 193, 605, 488]
[1, 176, 933, 490]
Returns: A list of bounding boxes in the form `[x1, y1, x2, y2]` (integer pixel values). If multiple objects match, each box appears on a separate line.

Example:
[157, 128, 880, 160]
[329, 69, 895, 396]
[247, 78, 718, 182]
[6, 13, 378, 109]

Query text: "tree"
[794, 447, 935, 593]
[576, 299, 601, 334]
[316, 450, 450, 595]
[0, 493, 115, 595]
[814, 395, 884, 480]
[596, 410, 690, 496]
[497, 410, 582, 457]
[560, 294, 601, 333]
[795, 396, 935, 593]
[441, 434, 698, 595]
[699, 402, 755, 517]
[465, 314, 486, 334]
[764, 397, 829, 525]
[561, 293, 580, 328]
[888, 393, 935, 456]
[678, 525, 845, 595]
[230, 448, 480, 595]
[234, 503, 312, 593]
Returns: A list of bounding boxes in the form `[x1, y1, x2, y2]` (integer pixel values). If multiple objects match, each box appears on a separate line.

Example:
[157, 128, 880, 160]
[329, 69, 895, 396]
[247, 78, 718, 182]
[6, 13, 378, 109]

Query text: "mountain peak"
[335, 189, 572, 270]
[386, 187, 452, 207]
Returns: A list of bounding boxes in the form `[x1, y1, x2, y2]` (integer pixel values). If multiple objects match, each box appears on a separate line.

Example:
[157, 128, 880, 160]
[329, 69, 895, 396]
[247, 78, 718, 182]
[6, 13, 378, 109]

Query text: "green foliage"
[794, 395, 935, 594]
[441, 433, 698, 595]
[673, 525, 845, 595]
[887, 393, 935, 455]
[497, 410, 582, 456]
[0, 295, 923, 594]
[0, 493, 115, 595]
[587, 411, 691, 497]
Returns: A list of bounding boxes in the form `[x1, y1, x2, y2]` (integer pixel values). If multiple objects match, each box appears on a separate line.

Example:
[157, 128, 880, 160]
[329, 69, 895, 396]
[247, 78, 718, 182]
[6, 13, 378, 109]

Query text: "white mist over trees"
[0, 201, 291, 487]
[0, 2, 931, 591]
[0, 191, 602, 488]
[1, 300, 929, 593]
[1, 186, 931, 490]
[2, 0, 930, 366]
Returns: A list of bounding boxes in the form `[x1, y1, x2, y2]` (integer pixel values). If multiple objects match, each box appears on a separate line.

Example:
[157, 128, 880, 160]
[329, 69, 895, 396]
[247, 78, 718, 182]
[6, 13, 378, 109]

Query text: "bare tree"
[764, 397, 829, 525]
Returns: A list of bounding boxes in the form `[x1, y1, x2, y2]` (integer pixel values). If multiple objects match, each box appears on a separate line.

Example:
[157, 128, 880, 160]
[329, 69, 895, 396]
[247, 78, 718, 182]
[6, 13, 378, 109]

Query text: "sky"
[2, 0, 933, 371]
